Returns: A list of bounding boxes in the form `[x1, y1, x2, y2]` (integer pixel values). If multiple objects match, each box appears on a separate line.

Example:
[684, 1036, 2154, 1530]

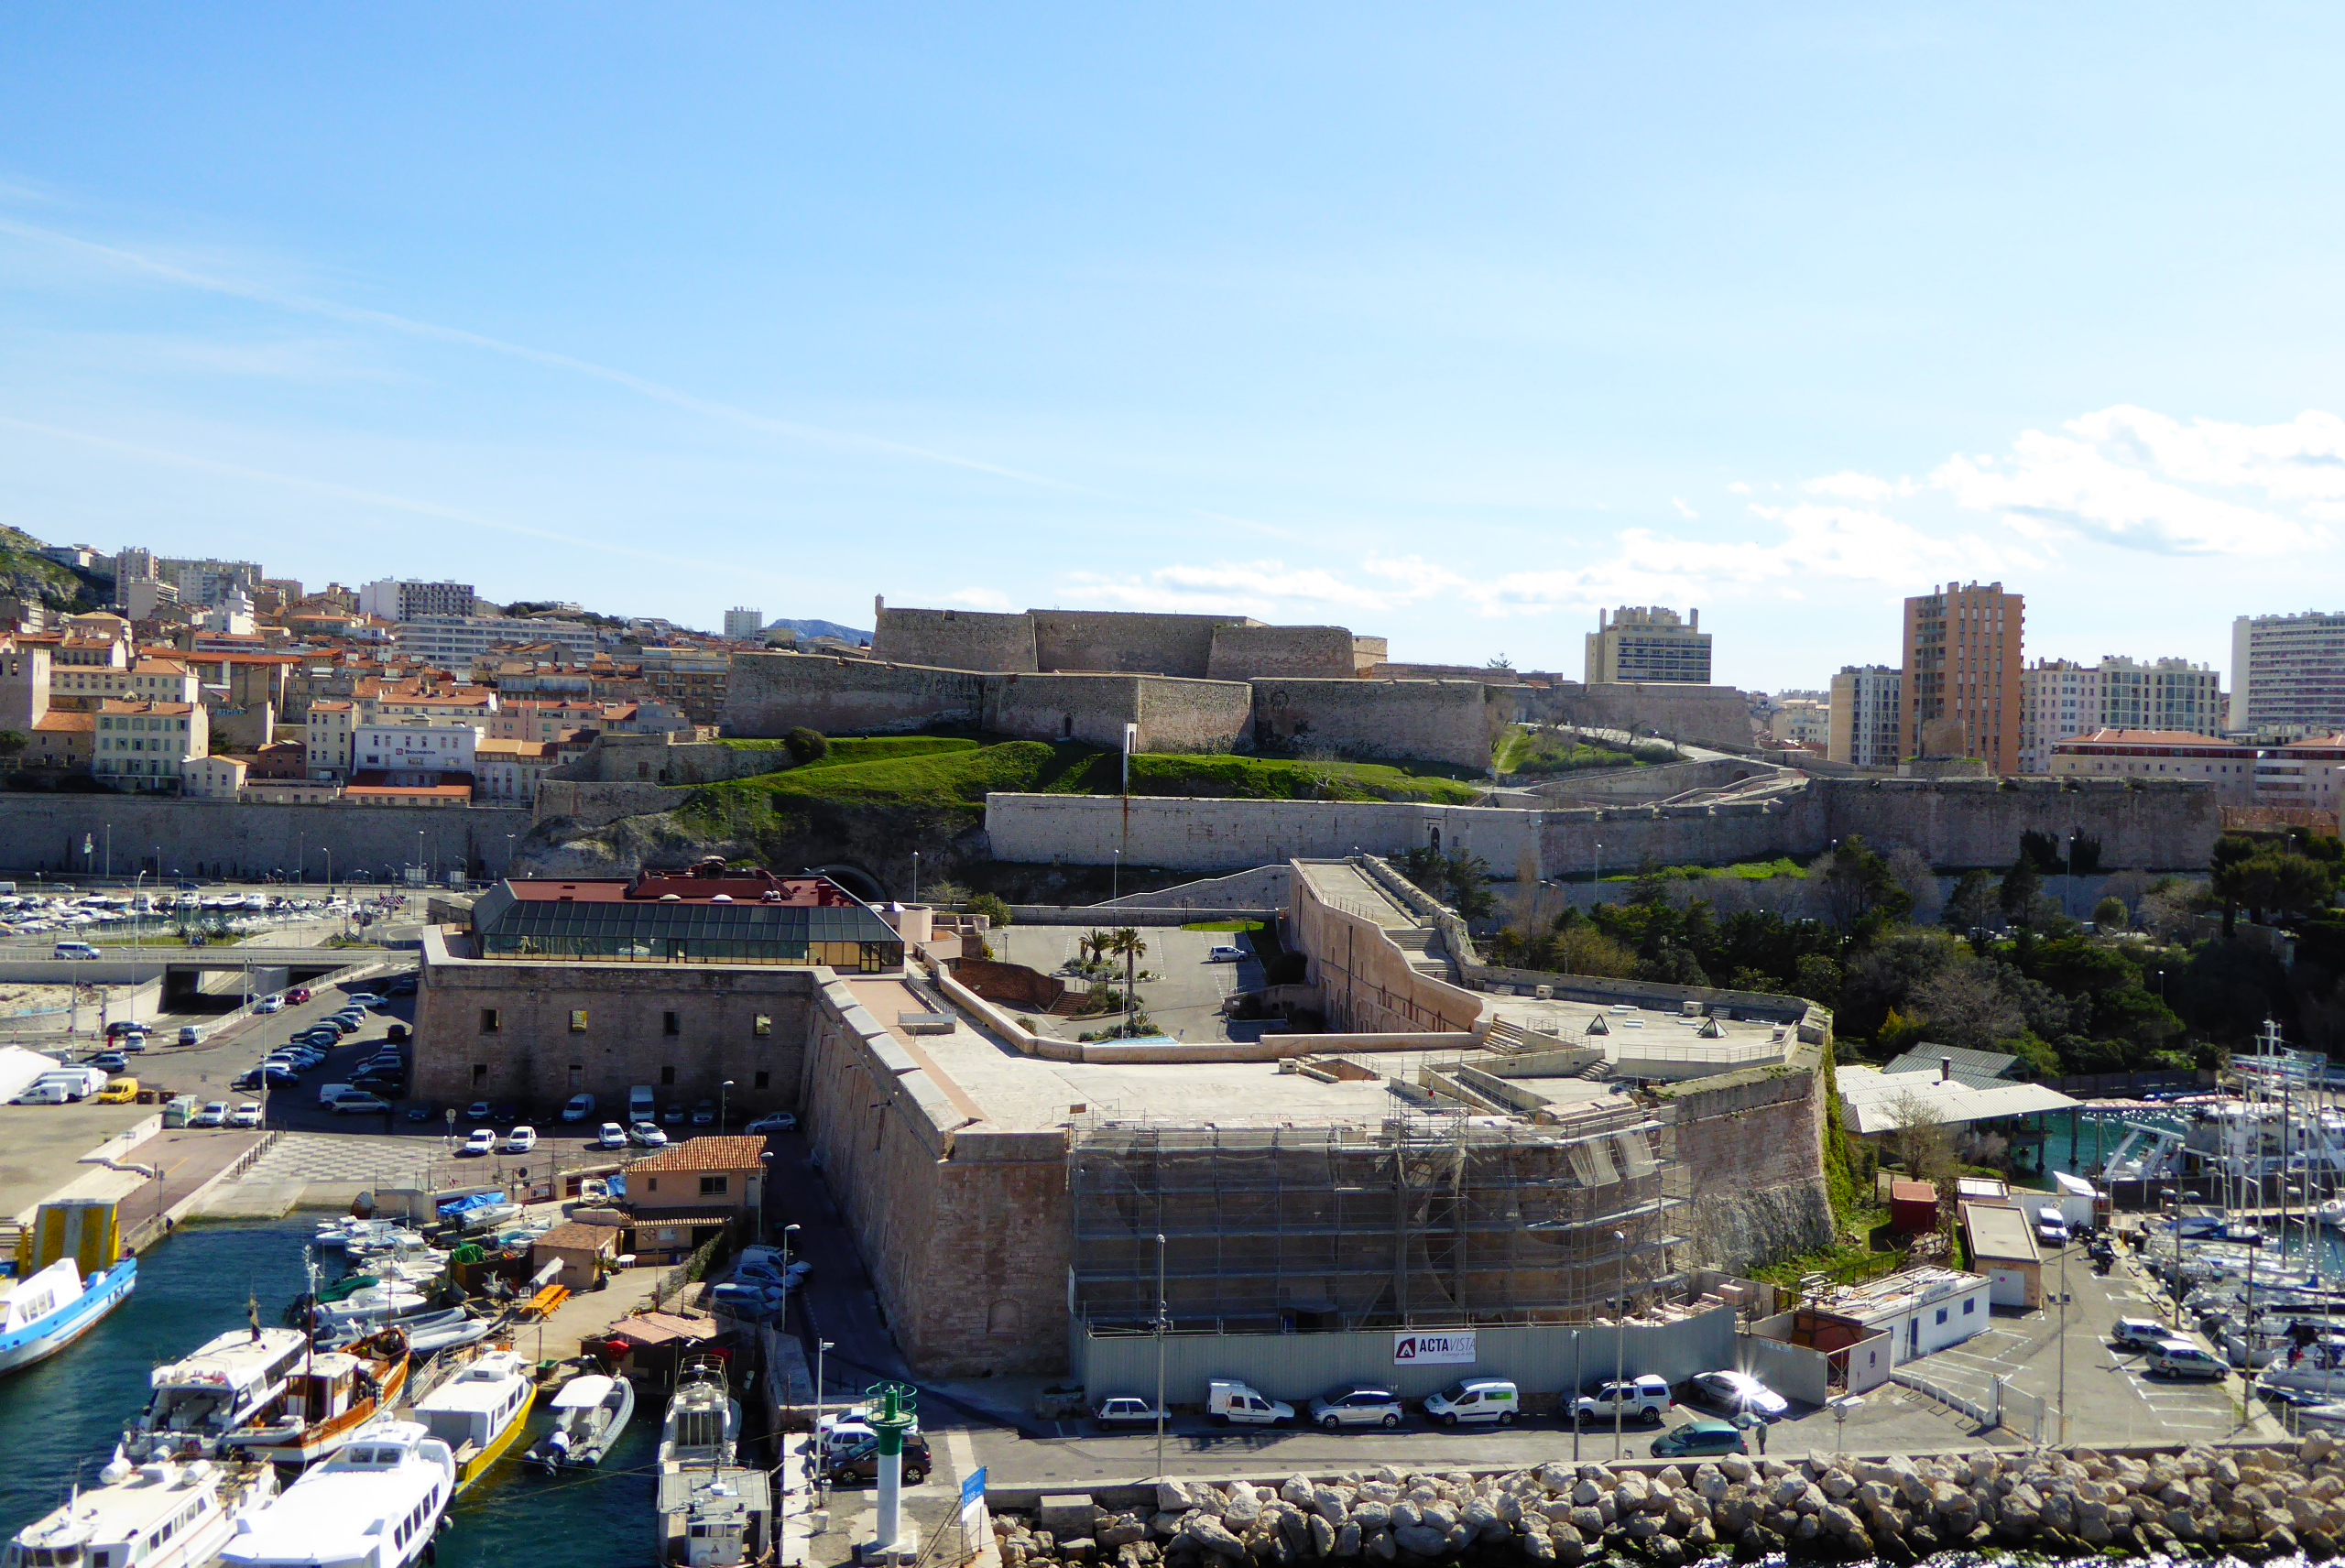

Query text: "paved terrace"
[842, 975, 1619, 1130]
[1479, 988, 1798, 1078]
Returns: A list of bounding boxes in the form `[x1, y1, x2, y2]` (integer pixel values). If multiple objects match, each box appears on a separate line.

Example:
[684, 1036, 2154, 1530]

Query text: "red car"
[286, 987, 312, 1005]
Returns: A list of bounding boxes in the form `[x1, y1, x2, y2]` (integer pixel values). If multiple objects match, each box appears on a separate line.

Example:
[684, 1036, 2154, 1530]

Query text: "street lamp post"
[720, 1079, 735, 1136]
[1154, 1232, 1169, 1482]
[1612, 1228, 1628, 1460]
[781, 1222, 802, 1279]
[2162, 1187, 2182, 1324]
[815, 1337, 834, 1435]
[911, 851, 920, 905]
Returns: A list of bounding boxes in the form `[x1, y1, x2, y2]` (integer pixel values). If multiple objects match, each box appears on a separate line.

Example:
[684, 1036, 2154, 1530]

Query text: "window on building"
[660, 1065, 676, 1085]
[646, 1177, 659, 1192]
[569, 1009, 589, 1032]
[754, 1014, 772, 1038]
[1935, 1307, 1948, 1325]
[1963, 1298, 1975, 1314]
[479, 1008, 500, 1034]
[753, 1071, 769, 1089]
[472, 1063, 487, 1086]
[663, 1010, 681, 1037]
[700, 1175, 728, 1196]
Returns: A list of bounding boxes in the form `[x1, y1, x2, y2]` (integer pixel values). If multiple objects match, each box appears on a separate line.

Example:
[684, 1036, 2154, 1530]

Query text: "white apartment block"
[1769, 698, 1830, 748]
[2232, 611, 2345, 736]
[93, 701, 207, 790]
[723, 607, 766, 640]
[306, 701, 357, 779]
[358, 578, 478, 622]
[353, 716, 481, 778]
[2048, 729, 2260, 804]
[2254, 738, 2345, 813]
[1827, 665, 1902, 768]
[2019, 656, 2222, 772]
[398, 615, 605, 664]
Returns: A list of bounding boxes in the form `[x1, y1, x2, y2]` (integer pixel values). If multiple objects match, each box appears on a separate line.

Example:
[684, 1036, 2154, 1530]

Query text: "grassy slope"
[1494, 725, 1646, 777]
[714, 736, 980, 766]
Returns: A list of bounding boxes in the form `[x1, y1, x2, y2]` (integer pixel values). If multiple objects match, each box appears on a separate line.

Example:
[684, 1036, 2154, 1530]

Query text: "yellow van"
[97, 1077, 139, 1104]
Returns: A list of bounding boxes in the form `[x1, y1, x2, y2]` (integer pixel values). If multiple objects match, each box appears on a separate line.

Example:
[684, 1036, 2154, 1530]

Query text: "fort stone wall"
[868, 606, 1037, 671]
[721, 652, 986, 737]
[1250, 677, 1504, 771]
[1205, 623, 1358, 681]
[1519, 681, 1756, 751]
[983, 792, 1541, 874]
[0, 793, 532, 880]
[982, 672, 1249, 753]
[1664, 1060, 1835, 1271]
[1031, 609, 1245, 676]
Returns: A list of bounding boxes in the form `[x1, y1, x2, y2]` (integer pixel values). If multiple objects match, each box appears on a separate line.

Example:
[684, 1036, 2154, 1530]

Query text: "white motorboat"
[5, 1455, 278, 1568]
[658, 1359, 740, 1469]
[526, 1373, 636, 1472]
[411, 1347, 538, 1494]
[116, 1326, 312, 1464]
[656, 1466, 773, 1567]
[2261, 1356, 2345, 1401]
[0, 1255, 137, 1377]
[219, 1420, 455, 1568]
[311, 1284, 431, 1327]
[319, 1307, 492, 1357]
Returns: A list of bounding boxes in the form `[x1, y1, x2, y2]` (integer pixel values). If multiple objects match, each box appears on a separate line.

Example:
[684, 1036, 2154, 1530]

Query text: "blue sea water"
[0, 1218, 662, 1566]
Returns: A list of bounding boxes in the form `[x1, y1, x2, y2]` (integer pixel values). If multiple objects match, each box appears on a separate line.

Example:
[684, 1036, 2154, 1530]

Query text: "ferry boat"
[117, 1327, 311, 1464]
[658, 1359, 740, 1468]
[5, 1454, 278, 1568]
[218, 1420, 455, 1568]
[0, 1256, 136, 1377]
[218, 1329, 411, 1468]
[525, 1372, 635, 1472]
[656, 1466, 774, 1568]
[410, 1347, 536, 1493]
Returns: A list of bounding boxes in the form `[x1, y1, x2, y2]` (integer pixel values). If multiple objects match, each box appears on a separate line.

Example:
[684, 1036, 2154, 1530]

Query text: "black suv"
[827, 1432, 932, 1486]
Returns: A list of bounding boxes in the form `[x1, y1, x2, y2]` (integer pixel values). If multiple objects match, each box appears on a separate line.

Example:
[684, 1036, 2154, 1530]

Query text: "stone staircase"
[1390, 926, 1451, 978]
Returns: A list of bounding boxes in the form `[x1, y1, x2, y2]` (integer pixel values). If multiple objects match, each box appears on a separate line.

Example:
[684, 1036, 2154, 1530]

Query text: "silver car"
[1308, 1385, 1403, 1429]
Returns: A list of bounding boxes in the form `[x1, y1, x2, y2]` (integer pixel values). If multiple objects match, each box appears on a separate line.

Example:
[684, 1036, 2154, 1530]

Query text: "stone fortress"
[718, 597, 1757, 769]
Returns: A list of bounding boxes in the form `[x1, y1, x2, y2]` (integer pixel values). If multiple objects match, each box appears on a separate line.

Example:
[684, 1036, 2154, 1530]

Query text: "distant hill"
[0, 526, 107, 612]
[769, 617, 871, 645]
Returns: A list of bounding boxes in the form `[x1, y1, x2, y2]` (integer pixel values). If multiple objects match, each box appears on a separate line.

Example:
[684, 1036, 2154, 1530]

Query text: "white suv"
[1308, 1385, 1403, 1429]
[1574, 1375, 1674, 1427]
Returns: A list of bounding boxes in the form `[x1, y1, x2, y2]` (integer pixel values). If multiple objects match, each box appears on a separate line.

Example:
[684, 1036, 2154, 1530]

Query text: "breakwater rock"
[993, 1435, 2345, 1567]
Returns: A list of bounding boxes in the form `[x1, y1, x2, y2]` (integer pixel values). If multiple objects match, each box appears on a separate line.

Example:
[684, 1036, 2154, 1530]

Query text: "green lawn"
[1611, 856, 1809, 884]
[1181, 919, 1266, 932]
[1494, 725, 1648, 777]
[713, 735, 981, 767]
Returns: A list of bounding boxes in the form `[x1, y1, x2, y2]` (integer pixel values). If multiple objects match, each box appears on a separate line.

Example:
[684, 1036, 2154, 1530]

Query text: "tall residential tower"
[1901, 582, 2023, 772]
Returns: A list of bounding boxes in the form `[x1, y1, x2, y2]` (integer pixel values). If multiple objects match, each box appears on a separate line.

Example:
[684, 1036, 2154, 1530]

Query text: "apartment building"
[2254, 737, 2345, 812]
[488, 699, 605, 742]
[1585, 605, 1712, 684]
[1827, 665, 1903, 768]
[399, 615, 605, 664]
[723, 607, 766, 640]
[93, 700, 207, 791]
[306, 701, 358, 779]
[2048, 729, 2259, 804]
[638, 647, 730, 724]
[1902, 583, 2023, 772]
[1769, 697, 1830, 749]
[474, 737, 563, 804]
[353, 715, 482, 779]
[358, 578, 478, 621]
[2021, 657, 2226, 772]
[2231, 611, 2345, 736]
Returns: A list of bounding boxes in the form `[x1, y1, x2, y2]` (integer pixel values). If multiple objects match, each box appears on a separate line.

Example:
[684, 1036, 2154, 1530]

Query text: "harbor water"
[0, 1217, 661, 1567]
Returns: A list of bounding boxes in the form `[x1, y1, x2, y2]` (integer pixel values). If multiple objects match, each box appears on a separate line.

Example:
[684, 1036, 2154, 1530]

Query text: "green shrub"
[967, 892, 1013, 928]
[783, 727, 830, 764]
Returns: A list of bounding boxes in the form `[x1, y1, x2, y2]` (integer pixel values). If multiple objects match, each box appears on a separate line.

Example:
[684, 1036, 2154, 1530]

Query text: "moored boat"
[5, 1454, 278, 1568]
[116, 1326, 311, 1464]
[658, 1358, 740, 1469]
[656, 1466, 774, 1567]
[218, 1328, 411, 1467]
[218, 1419, 455, 1568]
[525, 1372, 635, 1472]
[0, 1256, 136, 1377]
[410, 1347, 537, 1494]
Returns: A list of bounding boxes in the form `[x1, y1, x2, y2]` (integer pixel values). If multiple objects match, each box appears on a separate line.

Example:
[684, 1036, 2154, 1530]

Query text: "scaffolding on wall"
[1069, 1101, 1682, 1334]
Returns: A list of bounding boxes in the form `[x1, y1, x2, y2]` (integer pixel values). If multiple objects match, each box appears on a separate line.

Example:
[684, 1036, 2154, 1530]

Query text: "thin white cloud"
[1671, 495, 1699, 518]
[1802, 471, 1916, 502]
[940, 586, 1013, 611]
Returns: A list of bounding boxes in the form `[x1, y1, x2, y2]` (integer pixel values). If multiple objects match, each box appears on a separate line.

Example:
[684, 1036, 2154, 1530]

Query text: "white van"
[628, 1085, 655, 1124]
[36, 1066, 106, 1099]
[13, 1081, 71, 1105]
[317, 1083, 358, 1107]
[562, 1094, 596, 1123]
[1207, 1380, 1294, 1424]
[1423, 1378, 1521, 1426]
[52, 941, 101, 960]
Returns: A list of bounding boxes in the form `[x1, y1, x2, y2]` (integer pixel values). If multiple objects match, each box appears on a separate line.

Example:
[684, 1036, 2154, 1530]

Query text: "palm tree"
[1109, 927, 1148, 1035]
[1078, 927, 1112, 975]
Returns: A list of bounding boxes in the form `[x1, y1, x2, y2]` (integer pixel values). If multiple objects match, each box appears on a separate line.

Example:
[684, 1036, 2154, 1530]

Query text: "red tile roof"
[625, 1136, 768, 1174]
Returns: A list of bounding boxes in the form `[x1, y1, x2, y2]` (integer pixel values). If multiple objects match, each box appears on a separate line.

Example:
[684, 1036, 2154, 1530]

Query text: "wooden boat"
[219, 1327, 412, 1467]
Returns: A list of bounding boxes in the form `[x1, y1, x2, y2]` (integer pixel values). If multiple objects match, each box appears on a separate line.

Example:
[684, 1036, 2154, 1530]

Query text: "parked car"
[828, 1432, 932, 1486]
[345, 992, 387, 1009]
[89, 1051, 129, 1073]
[596, 1122, 627, 1149]
[352, 1072, 407, 1094]
[231, 1070, 263, 1092]
[1308, 1386, 1403, 1429]
[333, 1094, 391, 1116]
[1206, 945, 1247, 963]
[105, 1019, 146, 1039]
[117, 1031, 147, 1052]
[2111, 1316, 2172, 1353]
[97, 1078, 139, 1104]
[461, 1128, 496, 1155]
[1651, 1418, 1748, 1459]
[1574, 1375, 1674, 1427]
[628, 1122, 669, 1149]
[386, 1023, 409, 1043]
[745, 1112, 798, 1135]
[465, 1101, 493, 1121]
[324, 1017, 361, 1035]
[692, 1101, 715, 1127]
[561, 1094, 596, 1123]
[1206, 1380, 1292, 1424]
[255, 995, 284, 1014]
[1685, 1370, 1789, 1421]
[2037, 1205, 2072, 1247]
[1095, 1395, 1167, 1427]
[1423, 1378, 1520, 1427]
[491, 1105, 518, 1124]
[502, 1126, 538, 1154]
[387, 976, 417, 996]
[190, 1102, 229, 1128]
[262, 1067, 300, 1090]
[229, 1103, 263, 1128]
[661, 1104, 685, 1126]
[2148, 1341, 2228, 1380]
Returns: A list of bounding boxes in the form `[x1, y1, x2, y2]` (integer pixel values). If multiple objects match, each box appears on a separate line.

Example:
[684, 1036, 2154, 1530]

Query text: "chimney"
[1940, 1055, 1953, 1084]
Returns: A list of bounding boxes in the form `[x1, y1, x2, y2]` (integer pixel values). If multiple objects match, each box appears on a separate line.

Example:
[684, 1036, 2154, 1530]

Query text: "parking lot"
[988, 924, 1264, 1042]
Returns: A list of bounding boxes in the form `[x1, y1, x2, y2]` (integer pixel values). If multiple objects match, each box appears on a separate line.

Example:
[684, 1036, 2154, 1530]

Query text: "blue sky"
[2, 5, 2341, 689]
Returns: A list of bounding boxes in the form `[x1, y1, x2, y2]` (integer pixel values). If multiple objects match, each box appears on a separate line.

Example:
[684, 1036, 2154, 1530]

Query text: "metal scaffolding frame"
[1069, 1103, 1681, 1334]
